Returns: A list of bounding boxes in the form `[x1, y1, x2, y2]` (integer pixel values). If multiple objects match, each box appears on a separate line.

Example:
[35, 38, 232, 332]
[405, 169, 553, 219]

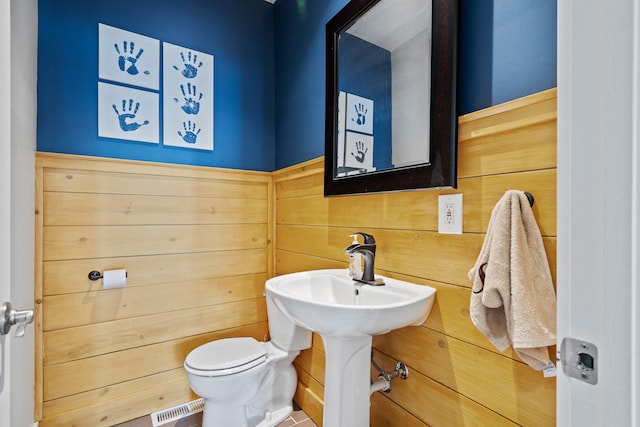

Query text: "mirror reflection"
[335, 0, 432, 178]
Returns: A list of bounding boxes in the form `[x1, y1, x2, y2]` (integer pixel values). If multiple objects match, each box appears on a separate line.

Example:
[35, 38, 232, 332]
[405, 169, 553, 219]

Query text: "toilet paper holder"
[88, 270, 103, 281]
[88, 270, 128, 281]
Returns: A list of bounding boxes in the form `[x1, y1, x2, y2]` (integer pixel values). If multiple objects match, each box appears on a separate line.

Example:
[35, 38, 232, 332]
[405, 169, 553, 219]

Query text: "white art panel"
[344, 131, 374, 172]
[98, 82, 159, 144]
[345, 93, 374, 135]
[163, 42, 214, 151]
[98, 23, 160, 90]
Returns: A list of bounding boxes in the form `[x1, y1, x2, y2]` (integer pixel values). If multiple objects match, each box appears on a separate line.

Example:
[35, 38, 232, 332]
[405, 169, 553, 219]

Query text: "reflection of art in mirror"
[345, 132, 374, 172]
[337, 92, 376, 175]
[346, 93, 374, 134]
[325, 0, 458, 196]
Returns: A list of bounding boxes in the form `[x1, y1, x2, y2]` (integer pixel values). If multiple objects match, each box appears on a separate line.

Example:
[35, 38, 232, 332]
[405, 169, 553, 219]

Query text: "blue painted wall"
[37, 0, 556, 171]
[273, 0, 348, 170]
[37, 0, 276, 171]
[459, 0, 557, 112]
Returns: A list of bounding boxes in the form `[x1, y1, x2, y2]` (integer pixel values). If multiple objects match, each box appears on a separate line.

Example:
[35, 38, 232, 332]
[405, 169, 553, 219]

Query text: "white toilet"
[184, 292, 312, 427]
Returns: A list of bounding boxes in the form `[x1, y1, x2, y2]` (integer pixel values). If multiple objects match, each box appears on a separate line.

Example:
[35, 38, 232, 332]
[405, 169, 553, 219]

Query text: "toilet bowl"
[184, 292, 312, 427]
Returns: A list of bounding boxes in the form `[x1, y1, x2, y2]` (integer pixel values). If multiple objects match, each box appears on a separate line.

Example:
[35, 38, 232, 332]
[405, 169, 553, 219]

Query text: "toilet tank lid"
[185, 337, 266, 371]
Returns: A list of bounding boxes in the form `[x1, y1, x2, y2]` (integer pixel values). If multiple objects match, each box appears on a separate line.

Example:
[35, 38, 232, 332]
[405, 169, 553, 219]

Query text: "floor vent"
[150, 398, 204, 427]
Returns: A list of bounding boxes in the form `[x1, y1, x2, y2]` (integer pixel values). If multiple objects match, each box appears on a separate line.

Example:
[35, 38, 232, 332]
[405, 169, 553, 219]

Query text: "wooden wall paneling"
[42, 369, 189, 421]
[293, 367, 325, 426]
[43, 192, 268, 226]
[42, 323, 268, 423]
[40, 154, 270, 195]
[459, 169, 557, 236]
[42, 171, 269, 199]
[267, 170, 275, 279]
[43, 224, 267, 260]
[43, 273, 267, 330]
[43, 321, 269, 401]
[35, 153, 273, 425]
[276, 194, 329, 226]
[457, 89, 556, 141]
[373, 326, 555, 426]
[40, 370, 195, 427]
[458, 119, 557, 178]
[275, 170, 324, 200]
[275, 250, 345, 275]
[370, 352, 520, 427]
[271, 156, 325, 185]
[34, 160, 44, 421]
[43, 299, 267, 365]
[294, 342, 326, 387]
[273, 89, 557, 426]
[43, 249, 267, 296]
[276, 170, 555, 235]
[370, 393, 429, 427]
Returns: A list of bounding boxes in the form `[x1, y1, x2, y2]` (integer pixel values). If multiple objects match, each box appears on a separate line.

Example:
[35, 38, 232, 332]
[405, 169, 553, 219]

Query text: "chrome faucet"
[345, 232, 385, 286]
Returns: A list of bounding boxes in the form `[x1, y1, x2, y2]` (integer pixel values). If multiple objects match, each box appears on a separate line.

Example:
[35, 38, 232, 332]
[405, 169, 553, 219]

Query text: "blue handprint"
[178, 120, 201, 144]
[173, 51, 203, 79]
[112, 99, 149, 132]
[173, 83, 203, 115]
[114, 41, 147, 75]
[352, 103, 368, 126]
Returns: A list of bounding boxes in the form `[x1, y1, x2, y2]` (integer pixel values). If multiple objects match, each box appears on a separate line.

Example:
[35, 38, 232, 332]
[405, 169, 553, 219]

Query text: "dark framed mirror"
[325, 0, 458, 196]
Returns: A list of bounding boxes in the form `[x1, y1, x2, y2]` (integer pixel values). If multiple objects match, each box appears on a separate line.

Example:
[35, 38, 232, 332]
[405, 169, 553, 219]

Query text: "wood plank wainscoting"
[34, 154, 272, 426]
[272, 88, 557, 426]
[34, 88, 556, 427]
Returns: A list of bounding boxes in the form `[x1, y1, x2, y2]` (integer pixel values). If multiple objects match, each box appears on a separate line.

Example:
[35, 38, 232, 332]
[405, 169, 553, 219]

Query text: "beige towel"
[468, 190, 556, 371]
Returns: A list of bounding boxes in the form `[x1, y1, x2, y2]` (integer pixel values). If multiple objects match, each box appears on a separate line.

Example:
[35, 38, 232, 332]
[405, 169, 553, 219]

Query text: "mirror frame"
[324, 0, 458, 196]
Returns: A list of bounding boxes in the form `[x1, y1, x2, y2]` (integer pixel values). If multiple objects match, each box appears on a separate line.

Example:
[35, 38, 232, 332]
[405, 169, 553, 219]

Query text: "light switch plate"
[438, 194, 463, 234]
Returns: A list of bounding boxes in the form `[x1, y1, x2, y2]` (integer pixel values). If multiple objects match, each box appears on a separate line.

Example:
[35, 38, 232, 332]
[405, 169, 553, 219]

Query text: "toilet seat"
[185, 337, 267, 376]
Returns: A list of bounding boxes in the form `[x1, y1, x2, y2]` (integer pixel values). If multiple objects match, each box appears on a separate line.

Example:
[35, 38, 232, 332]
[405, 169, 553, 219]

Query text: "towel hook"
[523, 191, 534, 207]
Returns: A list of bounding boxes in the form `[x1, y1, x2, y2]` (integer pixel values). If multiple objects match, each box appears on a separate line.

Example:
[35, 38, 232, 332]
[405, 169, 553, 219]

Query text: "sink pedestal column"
[320, 335, 373, 427]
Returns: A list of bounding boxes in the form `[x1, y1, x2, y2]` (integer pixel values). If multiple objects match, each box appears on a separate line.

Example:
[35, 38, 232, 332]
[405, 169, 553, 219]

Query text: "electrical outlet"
[438, 194, 463, 234]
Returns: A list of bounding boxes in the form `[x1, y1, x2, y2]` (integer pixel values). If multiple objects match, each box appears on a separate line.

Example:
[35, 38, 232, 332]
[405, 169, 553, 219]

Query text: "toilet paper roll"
[103, 269, 127, 289]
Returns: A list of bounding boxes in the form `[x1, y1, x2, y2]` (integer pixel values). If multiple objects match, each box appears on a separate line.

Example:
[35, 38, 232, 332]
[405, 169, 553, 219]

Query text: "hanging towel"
[468, 190, 556, 371]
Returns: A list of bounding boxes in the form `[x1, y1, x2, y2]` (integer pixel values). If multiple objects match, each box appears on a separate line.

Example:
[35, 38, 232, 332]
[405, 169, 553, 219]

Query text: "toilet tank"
[265, 292, 312, 351]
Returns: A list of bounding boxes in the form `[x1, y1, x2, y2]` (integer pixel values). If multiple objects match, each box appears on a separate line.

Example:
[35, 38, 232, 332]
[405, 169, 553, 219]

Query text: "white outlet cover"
[438, 194, 463, 234]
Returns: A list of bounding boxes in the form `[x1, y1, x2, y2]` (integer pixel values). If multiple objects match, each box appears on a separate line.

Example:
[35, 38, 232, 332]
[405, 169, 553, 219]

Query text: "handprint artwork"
[174, 83, 203, 115]
[98, 82, 159, 144]
[178, 121, 201, 144]
[352, 103, 368, 126]
[173, 51, 204, 79]
[112, 99, 149, 132]
[345, 93, 374, 135]
[113, 41, 145, 75]
[99, 24, 159, 90]
[163, 42, 214, 151]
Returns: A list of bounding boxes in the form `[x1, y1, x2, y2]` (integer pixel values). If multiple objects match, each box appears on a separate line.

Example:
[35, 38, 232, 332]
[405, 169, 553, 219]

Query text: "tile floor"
[113, 404, 317, 427]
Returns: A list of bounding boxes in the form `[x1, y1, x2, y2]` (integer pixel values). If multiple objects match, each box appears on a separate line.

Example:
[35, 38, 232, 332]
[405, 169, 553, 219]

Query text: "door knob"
[0, 301, 34, 337]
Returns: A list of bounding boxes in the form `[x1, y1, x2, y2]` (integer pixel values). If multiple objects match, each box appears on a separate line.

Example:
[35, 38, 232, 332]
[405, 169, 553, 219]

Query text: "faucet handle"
[353, 232, 376, 244]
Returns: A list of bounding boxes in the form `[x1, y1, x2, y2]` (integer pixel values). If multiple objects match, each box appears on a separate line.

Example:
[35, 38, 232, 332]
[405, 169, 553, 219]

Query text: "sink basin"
[265, 269, 435, 337]
[265, 269, 436, 427]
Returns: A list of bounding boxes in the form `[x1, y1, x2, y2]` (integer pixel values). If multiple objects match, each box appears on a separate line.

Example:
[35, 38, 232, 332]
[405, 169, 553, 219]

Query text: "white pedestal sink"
[265, 269, 436, 427]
